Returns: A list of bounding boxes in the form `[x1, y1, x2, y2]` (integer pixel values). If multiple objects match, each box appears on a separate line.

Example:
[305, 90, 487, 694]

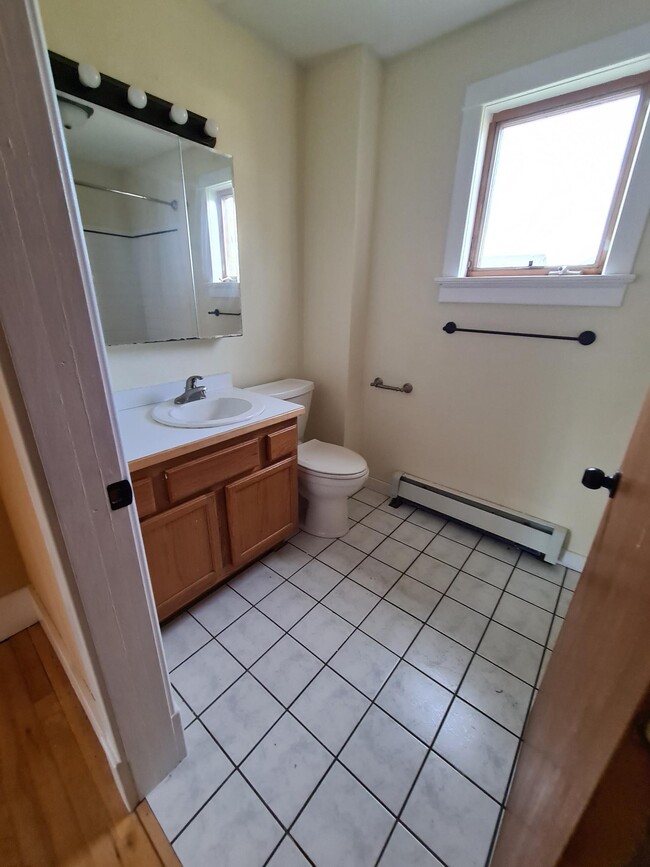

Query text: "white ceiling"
[213, 0, 525, 61]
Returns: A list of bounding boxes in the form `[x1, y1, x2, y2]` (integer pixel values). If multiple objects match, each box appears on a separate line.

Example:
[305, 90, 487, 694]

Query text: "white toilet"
[248, 379, 369, 537]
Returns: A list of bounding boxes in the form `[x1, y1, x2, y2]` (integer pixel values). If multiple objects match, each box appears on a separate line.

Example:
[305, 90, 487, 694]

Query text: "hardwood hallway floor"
[0, 623, 178, 866]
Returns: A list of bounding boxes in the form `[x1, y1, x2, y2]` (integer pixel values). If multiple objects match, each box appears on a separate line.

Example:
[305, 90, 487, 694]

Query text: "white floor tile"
[376, 661, 452, 744]
[171, 641, 244, 714]
[379, 824, 444, 867]
[463, 550, 513, 588]
[476, 536, 520, 565]
[478, 621, 543, 686]
[201, 673, 283, 764]
[439, 521, 481, 548]
[318, 539, 367, 575]
[405, 626, 472, 692]
[386, 575, 441, 621]
[291, 667, 370, 753]
[434, 699, 518, 801]
[217, 609, 284, 667]
[349, 498, 375, 522]
[161, 613, 211, 672]
[493, 593, 552, 645]
[251, 635, 322, 706]
[564, 568, 581, 591]
[228, 562, 284, 604]
[329, 630, 399, 698]
[172, 689, 195, 729]
[506, 568, 560, 612]
[390, 521, 435, 551]
[257, 582, 316, 631]
[402, 752, 499, 867]
[373, 538, 420, 572]
[428, 597, 488, 651]
[292, 763, 393, 867]
[148, 722, 233, 840]
[290, 530, 335, 556]
[537, 648, 552, 686]
[360, 600, 422, 656]
[267, 836, 311, 867]
[290, 559, 344, 600]
[362, 509, 403, 536]
[354, 487, 388, 507]
[340, 707, 426, 813]
[425, 536, 472, 570]
[407, 509, 446, 533]
[378, 500, 415, 519]
[174, 772, 283, 866]
[342, 522, 385, 554]
[349, 557, 401, 596]
[556, 587, 574, 618]
[289, 604, 354, 661]
[242, 714, 331, 826]
[407, 554, 458, 593]
[458, 656, 532, 736]
[323, 578, 380, 625]
[446, 571, 501, 618]
[547, 615, 564, 650]
[517, 552, 566, 585]
[190, 586, 251, 636]
[263, 543, 311, 578]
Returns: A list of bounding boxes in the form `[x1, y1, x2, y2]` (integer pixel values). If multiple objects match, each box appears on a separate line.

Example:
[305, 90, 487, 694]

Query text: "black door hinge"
[107, 479, 133, 510]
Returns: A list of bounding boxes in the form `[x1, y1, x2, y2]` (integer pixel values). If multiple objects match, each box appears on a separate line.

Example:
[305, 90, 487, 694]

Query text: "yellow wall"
[0, 493, 28, 597]
[300, 46, 381, 449]
[362, 0, 650, 556]
[40, 0, 301, 392]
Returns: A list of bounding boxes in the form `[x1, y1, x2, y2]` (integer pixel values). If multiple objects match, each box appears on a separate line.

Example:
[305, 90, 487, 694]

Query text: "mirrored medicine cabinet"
[57, 93, 242, 345]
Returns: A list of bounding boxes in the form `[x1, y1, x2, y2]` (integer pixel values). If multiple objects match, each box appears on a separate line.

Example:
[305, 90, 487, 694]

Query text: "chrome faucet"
[174, 375, 207, 405]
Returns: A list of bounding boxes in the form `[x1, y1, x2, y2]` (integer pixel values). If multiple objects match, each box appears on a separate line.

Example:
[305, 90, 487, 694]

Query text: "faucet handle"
[186, 375, 204, 389]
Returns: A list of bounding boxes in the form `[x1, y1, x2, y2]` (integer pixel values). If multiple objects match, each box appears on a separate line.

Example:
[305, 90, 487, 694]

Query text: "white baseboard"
[558, 550, 586, 573]
[0, 586, 38, 641]
[366, 477, 586, 573]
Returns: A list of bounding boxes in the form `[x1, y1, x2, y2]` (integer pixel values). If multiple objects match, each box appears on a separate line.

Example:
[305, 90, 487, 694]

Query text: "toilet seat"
[298, 439, 368, 479]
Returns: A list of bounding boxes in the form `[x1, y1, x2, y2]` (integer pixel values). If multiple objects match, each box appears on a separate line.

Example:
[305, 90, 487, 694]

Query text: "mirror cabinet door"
[59, 94, 242, 345]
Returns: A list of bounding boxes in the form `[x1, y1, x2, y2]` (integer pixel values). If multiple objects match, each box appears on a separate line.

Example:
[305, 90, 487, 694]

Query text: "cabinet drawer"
[165, 439, 261, 503]
[266, 426, 297, 463]
[133, 477, 157, 519]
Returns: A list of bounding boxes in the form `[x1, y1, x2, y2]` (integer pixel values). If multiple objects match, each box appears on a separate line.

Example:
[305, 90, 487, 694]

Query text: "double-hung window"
[206, 182, 240, 282]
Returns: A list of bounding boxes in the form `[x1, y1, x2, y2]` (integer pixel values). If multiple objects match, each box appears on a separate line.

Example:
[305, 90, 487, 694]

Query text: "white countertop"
[114, 373, 302, 466]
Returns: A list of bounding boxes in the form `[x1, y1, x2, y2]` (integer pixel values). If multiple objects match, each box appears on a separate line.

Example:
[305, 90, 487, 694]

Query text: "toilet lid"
[298, 439, 368, 477]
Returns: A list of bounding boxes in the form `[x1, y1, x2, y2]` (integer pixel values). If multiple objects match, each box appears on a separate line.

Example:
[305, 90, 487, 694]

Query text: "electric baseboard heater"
[390, 472, 568, 565]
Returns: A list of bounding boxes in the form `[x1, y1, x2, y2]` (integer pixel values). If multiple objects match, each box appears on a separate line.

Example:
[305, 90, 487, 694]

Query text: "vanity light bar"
[49, 52, 217, 149]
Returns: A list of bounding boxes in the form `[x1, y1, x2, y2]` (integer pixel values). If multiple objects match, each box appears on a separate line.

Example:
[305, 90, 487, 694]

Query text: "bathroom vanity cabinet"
[129, 418, 298, 621]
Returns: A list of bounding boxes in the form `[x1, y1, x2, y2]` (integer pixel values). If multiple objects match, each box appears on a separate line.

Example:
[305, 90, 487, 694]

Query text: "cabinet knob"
[581, 467, 621, 498]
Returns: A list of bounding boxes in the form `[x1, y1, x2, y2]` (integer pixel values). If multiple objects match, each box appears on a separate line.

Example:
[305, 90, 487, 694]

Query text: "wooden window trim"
[467, 70, 650, 278]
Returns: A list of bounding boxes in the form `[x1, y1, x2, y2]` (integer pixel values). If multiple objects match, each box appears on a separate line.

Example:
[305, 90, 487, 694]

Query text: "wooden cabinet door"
[140, 492, 223, 620]
[225, 457, 298, 565]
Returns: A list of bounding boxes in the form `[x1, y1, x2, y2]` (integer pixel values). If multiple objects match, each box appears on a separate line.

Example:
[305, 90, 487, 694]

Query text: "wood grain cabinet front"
[140, 493, 223, 621]
[131, 418, 299, 620]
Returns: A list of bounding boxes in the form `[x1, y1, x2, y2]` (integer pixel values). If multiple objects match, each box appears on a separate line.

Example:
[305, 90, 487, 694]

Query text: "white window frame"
[438, 23, 650, 306]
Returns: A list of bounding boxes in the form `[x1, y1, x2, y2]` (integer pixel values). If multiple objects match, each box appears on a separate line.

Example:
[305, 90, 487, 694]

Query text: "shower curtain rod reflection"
[74, 179, 178, 210]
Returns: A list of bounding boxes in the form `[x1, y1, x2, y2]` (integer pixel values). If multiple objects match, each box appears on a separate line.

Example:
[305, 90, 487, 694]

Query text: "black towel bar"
[443, 322, 596, 345]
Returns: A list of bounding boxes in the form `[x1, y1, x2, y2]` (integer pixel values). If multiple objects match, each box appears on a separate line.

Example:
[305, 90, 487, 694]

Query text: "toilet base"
[298, 469, 369, 538]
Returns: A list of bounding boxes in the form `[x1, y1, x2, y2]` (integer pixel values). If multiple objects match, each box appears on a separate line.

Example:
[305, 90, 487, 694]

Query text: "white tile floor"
[150, 487, 577, 867]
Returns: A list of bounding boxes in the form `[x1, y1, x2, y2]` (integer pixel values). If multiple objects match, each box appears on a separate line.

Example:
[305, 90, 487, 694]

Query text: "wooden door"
[226, 457, 298, 565]
[141, 493, 223, 620]
[492, 389, 650, 867]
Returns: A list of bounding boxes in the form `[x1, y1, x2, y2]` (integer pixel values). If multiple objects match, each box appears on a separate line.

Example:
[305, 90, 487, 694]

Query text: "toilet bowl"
[247, 379, 369, 537]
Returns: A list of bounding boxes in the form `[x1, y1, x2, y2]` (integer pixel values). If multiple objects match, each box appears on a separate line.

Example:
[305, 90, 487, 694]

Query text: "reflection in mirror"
[58, 94, 243, 345]
[182, 143, 242, 338]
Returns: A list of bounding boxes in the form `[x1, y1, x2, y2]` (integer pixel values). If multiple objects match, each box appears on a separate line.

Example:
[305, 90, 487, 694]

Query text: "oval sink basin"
[152, 394, 264, 428]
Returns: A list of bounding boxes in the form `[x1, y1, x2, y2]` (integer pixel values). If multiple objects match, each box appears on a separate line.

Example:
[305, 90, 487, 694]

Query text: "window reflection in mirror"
[58, 94, 242, 344]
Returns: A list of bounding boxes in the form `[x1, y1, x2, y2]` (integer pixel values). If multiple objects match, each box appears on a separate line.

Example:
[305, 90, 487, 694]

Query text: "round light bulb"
[169, 104, 188, 125]
[204, 118, 219, 139]
[78, 63, 101, 89]
[127, 85, 147, 109]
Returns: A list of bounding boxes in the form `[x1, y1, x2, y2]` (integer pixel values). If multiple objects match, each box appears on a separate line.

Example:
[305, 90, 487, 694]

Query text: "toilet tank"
[247, 378, 314, 441]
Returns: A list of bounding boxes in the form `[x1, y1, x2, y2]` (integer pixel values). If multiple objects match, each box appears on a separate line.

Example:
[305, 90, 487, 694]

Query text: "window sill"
[436, 274, 635, 306]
